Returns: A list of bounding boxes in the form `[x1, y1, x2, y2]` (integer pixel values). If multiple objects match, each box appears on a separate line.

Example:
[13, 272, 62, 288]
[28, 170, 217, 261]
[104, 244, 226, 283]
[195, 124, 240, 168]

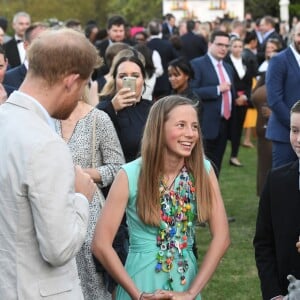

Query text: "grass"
[196, 142, 261, 299]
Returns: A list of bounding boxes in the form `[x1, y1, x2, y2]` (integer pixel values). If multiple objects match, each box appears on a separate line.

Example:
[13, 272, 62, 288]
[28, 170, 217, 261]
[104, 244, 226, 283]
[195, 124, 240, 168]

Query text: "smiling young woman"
[92, 95, 230, 300]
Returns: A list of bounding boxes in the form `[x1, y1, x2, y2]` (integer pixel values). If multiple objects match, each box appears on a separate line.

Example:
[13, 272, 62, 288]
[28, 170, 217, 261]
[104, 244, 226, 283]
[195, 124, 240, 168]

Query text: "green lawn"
[196, 143, 261, 299]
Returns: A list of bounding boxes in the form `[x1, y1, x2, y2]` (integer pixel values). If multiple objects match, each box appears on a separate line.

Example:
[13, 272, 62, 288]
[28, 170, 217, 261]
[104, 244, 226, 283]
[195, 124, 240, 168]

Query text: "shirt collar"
[24, 59, 29, 69]
[263, 29, 275, 39]
[208, 52, 222, 66]
[290, 44, 300, 67]
[14, 90, 56, 131]
[14, 34, 23, 42]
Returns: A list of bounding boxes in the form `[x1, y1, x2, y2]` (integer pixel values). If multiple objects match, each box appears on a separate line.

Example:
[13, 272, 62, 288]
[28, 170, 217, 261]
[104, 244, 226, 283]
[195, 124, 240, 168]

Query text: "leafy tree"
[245, 0, 300, 20]
[106, 0, 162, 26]
[245, 0, 279, 19]
[0, 0, 109, 31]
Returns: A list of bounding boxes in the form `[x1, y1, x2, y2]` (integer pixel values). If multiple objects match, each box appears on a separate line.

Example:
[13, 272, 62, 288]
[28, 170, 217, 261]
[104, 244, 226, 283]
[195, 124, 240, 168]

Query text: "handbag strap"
[92, 113, 97, 168]
[91, 112, 105, 208]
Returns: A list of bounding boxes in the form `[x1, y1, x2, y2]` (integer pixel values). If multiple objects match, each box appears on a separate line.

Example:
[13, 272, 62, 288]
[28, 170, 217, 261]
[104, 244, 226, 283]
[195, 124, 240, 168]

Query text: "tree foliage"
[245, 0, 299, 19]
[106, 0, 162, 26]
[0, 0, 162, 31]
[0, 0, 298, 33]
[0, 0, 113, 29]
[245, 0, 279, 19]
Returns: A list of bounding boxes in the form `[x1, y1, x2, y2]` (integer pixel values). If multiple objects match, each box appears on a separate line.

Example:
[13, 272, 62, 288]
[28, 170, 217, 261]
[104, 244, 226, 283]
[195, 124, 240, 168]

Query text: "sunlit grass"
[196, 142, 261, 299]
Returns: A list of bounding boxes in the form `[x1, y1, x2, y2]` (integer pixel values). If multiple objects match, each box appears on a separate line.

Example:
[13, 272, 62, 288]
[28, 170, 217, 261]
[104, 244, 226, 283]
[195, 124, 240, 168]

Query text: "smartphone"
[122, 76, 136, 93]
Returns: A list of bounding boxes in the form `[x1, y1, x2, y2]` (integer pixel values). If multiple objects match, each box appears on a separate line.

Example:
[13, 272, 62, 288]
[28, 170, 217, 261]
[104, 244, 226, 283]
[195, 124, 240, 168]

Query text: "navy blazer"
[3, 84, 15, 97]
[266, 47, 300, 143]
[3, 63, 27, 90]
[190, 54, 236, 139]
[254, 160, 300, 299]
[180, 32, 207, 60]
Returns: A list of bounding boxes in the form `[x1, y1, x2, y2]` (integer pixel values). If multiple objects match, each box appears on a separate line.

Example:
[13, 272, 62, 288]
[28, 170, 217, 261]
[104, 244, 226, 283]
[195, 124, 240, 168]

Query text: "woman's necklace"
[155, 166, 196, 291]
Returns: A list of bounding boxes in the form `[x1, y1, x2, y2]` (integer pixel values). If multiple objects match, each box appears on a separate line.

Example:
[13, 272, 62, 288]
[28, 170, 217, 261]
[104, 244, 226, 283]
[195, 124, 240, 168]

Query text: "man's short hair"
[165, 13, 175, 21]
[148, 19, 161, 36]
[291, 100, 300, 114]
[65, 19, 81, 29]
[262, 16, 275, 28]
[244, 30, 257, 44]
[209, 30, 230, 43]
[13, 11, 30, 24]
[24, 22, 48, 43]
[186, 20, 195, 32]
[27, 28, 100, 86]
[107, 15, 126, 30]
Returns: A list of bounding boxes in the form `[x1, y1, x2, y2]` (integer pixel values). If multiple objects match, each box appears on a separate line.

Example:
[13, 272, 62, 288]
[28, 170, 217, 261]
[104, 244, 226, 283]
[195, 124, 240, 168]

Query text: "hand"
[140, 292, 172, 299]
[74, 165, 96, 202]
[111, 88, 136, 112]
[261, 106, 271, 118]
[140, 290, 194, 300]
[296, 240, 300, 253]
[235, 95, 247, 106]
[161, 290, 195, 300]
[219, 82, 231, 93]
[82, 168, 101, 183]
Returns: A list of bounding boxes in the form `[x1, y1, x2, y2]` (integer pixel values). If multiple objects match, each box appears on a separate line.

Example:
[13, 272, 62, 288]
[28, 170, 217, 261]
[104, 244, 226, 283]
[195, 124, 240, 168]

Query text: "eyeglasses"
[213, 43, 230, 48]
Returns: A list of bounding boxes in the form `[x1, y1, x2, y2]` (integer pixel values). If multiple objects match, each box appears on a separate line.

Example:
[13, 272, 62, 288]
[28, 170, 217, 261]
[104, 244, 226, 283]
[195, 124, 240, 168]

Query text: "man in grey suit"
[0, 28, 99, 299]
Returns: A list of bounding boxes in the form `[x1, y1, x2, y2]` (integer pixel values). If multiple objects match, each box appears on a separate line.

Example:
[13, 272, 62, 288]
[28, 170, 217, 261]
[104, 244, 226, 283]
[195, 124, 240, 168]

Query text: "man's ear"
[24, 41, 29, 50]
[63, 74, 80, 91]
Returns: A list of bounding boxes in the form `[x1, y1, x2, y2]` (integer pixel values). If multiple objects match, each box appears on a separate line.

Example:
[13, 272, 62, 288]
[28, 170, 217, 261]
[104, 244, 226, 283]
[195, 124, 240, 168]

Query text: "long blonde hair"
[137, 95, 213, 226]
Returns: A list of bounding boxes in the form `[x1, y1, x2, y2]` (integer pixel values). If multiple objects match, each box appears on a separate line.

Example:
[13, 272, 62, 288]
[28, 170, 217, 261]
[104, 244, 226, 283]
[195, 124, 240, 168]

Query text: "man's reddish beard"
[52, 100, 78, 120]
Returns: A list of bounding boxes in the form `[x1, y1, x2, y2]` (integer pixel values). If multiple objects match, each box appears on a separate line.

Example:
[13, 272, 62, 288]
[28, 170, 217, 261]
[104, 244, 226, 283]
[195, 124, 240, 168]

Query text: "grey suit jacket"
[0, 92, 89, 299]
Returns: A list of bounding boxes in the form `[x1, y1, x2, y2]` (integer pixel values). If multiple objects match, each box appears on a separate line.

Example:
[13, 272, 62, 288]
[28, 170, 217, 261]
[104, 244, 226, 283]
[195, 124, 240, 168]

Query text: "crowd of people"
[0, 8, 300, 300]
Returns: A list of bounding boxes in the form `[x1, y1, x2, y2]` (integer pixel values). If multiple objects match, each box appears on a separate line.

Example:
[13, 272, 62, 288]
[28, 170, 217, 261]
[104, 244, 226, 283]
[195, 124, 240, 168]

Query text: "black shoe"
[229, 158, 243, 167]
[227, 216, 236, 223]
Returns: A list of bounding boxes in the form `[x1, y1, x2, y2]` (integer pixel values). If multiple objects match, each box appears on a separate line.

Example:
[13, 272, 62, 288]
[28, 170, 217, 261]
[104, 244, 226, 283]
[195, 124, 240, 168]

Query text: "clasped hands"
[139, 289, 195, 300]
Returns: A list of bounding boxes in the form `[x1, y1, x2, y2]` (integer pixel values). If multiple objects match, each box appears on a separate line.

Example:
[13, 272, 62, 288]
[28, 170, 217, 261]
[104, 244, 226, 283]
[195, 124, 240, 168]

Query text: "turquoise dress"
[116, 158, 211, 299]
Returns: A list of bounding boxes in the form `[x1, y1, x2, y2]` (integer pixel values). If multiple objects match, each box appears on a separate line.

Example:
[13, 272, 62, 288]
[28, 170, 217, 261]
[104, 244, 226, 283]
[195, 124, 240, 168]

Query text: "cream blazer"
[0, 92, 89, 299]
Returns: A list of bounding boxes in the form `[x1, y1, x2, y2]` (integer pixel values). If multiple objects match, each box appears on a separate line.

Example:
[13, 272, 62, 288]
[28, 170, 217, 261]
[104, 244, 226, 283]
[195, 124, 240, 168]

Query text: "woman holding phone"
[97, 48, 152, 163]
[96, 49, 152, 298]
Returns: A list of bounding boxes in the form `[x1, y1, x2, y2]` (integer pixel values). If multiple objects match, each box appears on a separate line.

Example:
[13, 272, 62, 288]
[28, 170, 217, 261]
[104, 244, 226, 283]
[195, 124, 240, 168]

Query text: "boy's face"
[290, 111, 300, 158]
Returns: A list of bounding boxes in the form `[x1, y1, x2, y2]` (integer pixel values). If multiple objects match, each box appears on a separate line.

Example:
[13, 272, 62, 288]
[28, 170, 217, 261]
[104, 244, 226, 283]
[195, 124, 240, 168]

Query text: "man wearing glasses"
[191, 30, 235, 177]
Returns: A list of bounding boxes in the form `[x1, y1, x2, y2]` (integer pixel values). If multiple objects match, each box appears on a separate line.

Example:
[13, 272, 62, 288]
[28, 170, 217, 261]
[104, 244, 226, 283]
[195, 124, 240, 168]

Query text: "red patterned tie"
[217, 62, 231, 120]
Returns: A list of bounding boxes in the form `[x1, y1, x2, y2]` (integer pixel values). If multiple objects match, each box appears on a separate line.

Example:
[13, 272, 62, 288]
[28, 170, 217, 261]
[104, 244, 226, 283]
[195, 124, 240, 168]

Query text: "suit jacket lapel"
[204, 54, 219, 83]
[286, 47, 300, 75]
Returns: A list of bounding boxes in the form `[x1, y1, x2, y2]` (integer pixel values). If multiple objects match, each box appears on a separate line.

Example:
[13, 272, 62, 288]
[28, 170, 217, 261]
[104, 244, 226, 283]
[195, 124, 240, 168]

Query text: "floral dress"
[55, 108, 125, 299]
